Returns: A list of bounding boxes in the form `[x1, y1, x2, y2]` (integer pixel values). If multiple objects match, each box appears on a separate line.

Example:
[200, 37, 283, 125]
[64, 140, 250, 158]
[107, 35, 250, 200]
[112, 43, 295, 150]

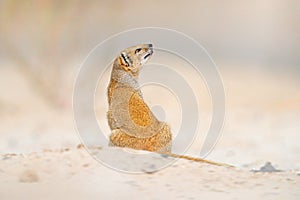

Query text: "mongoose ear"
[120, 52, 132, 67]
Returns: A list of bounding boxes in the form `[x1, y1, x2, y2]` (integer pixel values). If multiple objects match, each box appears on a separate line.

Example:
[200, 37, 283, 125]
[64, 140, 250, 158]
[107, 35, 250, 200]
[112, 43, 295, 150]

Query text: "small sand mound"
[19, 169, 39, 183]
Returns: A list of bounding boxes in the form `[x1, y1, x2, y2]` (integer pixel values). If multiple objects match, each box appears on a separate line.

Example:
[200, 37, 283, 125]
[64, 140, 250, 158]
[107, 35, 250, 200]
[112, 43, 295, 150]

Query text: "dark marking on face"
[144, 53, 151, 60]
[121, 52, 132, 66]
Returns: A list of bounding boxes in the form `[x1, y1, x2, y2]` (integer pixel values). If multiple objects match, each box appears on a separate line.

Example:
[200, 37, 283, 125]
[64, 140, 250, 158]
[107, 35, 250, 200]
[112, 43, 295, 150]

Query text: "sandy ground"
[0, 146, 299, 200]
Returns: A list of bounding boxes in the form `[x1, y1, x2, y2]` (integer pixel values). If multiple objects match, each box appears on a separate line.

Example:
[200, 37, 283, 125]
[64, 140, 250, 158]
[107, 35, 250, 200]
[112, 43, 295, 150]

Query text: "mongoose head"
[117, 44, 153, 76]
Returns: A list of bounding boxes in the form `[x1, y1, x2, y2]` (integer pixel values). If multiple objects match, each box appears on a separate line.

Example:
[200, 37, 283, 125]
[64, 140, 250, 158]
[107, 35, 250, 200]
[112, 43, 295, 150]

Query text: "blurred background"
[0, 0, 299, 169]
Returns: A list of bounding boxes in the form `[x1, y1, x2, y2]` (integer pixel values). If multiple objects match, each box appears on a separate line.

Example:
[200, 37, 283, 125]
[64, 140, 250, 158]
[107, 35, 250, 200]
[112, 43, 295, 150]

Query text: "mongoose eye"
[135, 48, 142, 54]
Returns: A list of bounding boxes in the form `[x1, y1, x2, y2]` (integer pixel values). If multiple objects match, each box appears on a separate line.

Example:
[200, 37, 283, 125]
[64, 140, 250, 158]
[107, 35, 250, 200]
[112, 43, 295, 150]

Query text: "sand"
[0, 146, 299, 200]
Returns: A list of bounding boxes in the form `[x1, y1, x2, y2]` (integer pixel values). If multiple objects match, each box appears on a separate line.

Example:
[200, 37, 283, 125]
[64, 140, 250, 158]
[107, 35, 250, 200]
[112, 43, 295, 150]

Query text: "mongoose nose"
[148, 44, 153, 48]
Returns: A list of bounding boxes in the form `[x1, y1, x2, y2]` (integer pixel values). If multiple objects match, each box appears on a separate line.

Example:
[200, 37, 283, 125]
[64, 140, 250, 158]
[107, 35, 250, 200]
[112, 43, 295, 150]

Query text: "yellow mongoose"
[107, 44, 172, 153]
[107, 44, 231, 167]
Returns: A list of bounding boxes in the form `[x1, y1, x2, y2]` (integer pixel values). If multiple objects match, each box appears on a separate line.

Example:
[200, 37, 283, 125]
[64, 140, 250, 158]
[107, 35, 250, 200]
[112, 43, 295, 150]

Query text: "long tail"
[165, 153, 234, 167]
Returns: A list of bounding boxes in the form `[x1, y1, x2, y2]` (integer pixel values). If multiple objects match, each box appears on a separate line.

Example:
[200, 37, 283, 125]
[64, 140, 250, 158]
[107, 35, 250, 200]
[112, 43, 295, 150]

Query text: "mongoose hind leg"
[110, 124, 172, 154]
